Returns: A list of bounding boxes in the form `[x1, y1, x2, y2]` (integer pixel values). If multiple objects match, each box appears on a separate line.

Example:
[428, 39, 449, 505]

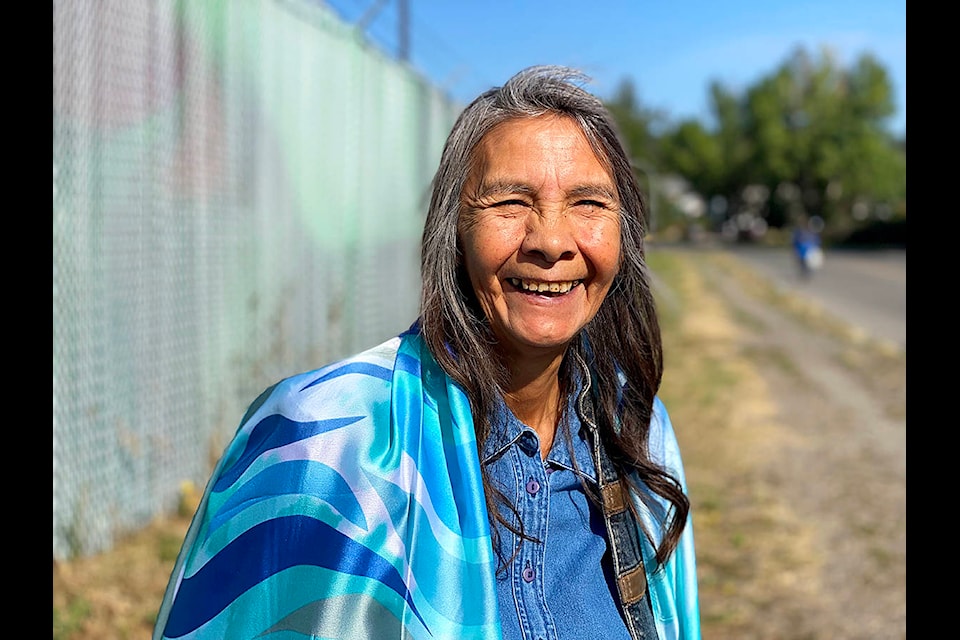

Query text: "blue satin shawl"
[153, 326, 699, 639]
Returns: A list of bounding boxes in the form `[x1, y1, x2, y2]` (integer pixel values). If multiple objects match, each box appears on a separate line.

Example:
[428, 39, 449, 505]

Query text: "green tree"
[659, 46, 905, 237]
[748, 47, 903, 232]
[605, 47, 905, 241]
[658, 120, 723, 194]
[605, 77, 669, 165]
[604, 78, 677, 230]
[657, 82, 756, 230]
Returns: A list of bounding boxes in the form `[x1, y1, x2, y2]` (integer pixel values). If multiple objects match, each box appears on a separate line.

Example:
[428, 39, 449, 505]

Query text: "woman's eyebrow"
[469, 181, 618, 204]
[474, 180, 536, 199]
[568, 184, 619, 202]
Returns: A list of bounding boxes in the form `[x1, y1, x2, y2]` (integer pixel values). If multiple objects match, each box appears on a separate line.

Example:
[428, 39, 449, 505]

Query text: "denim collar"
[480, 356, 598, 484]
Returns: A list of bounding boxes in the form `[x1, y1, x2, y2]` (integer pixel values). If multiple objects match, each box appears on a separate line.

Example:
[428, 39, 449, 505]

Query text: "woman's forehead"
[466, 116, 616, 193]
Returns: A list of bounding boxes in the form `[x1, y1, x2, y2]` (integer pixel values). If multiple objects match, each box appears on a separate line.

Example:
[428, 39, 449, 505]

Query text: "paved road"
[723, 245, 906, 351]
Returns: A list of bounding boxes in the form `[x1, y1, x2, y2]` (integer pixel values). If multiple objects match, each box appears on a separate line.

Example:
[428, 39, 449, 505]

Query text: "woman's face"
[458, 115, 621, 362]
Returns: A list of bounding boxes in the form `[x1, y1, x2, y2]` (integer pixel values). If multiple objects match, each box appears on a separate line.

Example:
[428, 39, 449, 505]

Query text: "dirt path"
[655, 247, 906, 639]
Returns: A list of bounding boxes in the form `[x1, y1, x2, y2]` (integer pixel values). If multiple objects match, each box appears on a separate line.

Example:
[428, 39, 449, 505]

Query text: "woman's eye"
[493, 199, 528, 208]
[574, 200, 608, 211]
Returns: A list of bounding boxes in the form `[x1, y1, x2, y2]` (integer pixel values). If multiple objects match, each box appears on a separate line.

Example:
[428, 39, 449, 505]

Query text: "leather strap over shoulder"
[618, 564, 648, 605]
[601, 478, 628, 515]
[601, 478, 649, 605]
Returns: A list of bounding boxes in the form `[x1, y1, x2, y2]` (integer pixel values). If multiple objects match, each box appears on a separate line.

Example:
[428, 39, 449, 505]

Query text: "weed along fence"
[53, 0, 461, 560]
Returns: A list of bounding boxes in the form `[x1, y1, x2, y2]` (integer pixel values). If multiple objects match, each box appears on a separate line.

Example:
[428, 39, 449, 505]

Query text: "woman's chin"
[497, 327, 581, 360]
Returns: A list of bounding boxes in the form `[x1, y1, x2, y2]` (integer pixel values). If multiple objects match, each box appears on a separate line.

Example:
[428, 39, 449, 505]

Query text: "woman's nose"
[520, 211, 576, 263]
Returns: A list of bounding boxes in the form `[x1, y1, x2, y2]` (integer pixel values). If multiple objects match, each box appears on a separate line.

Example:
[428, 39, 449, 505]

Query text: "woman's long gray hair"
[419, 65, 688, 568]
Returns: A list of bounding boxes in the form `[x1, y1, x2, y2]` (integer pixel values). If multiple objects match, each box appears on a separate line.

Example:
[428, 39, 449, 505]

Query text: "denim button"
[517, 431, 539, 456]
[522, 567, 535, 582]
[525, 478, 541, 495]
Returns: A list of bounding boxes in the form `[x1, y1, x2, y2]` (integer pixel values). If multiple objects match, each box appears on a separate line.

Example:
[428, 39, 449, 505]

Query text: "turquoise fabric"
[637, 397, 702, 640]
[153, 326, 699, 639]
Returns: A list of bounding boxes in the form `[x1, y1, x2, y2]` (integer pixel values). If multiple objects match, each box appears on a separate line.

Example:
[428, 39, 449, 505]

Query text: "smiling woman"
[458, 116, 622, 381]
[153, 66, 701, 640]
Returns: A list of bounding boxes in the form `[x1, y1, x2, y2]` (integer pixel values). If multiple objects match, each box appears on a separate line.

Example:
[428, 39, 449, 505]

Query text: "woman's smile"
[506, 277, 582, 294]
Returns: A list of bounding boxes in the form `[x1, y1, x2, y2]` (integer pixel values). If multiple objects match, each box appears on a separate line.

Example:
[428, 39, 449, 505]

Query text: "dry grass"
[651, 249, 824, 635]
[53, 514, 192, 640]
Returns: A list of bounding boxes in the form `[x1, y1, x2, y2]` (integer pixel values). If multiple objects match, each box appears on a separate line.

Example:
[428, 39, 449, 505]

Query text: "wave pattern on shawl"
[154, 329, 502, 639]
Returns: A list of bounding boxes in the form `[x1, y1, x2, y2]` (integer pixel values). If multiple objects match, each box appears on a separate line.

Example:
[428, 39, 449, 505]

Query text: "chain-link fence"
[53, 0, 460, 560]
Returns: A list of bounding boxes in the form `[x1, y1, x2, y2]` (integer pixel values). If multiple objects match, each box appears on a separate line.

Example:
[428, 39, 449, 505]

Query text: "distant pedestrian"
[792, 215, 824, 278]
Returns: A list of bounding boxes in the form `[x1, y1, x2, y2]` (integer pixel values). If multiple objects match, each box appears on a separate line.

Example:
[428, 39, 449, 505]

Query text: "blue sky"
[324, 0, 906, 136]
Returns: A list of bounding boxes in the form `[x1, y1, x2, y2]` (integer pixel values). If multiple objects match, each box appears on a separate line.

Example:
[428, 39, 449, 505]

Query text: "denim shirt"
[481, 356, 659, 640]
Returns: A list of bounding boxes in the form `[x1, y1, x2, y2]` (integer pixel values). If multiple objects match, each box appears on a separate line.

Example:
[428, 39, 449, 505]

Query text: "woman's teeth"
[508, 278, 580, 294]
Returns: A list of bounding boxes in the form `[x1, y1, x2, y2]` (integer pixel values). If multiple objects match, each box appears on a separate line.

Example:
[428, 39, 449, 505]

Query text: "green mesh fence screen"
[53, 0, 461, 560]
